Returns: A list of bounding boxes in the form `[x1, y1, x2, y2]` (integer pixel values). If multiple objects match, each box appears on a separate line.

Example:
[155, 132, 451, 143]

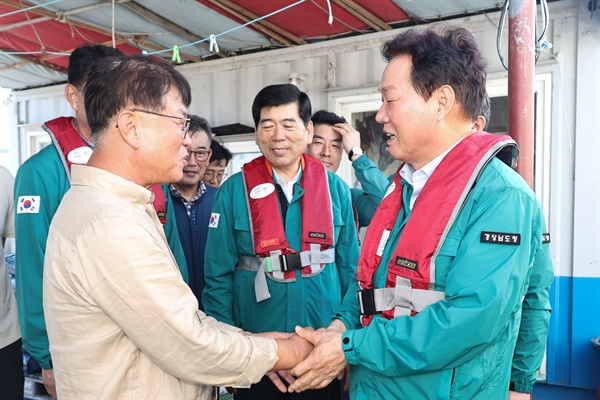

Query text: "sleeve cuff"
[341, 330, 358, 364]
[333, 312, 353, 331]
[510, 381, 533, 393]
[39, 358, 53, 370]
[351, 154, 368, 169]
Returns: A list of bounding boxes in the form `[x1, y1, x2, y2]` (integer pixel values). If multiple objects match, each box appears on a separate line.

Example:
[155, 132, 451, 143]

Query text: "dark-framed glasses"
[185, 149, 211, 163]
[131, 109, 191, 138]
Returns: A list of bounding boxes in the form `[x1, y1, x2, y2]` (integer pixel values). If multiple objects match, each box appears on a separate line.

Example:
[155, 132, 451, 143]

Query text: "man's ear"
[115, 110, 141, 150]
[64, 84, 80, 112]
[306, 120, 314, 144]
[435, 85, 456, 120]
[473, 115, 487, 132]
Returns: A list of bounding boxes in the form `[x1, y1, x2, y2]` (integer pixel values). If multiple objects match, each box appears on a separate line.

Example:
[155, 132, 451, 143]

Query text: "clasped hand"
[268, 324, 347, 393]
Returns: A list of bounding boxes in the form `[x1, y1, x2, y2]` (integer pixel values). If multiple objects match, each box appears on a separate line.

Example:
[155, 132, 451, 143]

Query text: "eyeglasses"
[185, 149, 211, 163]
[131, 109, 191, 138]
[204, 170, 228, 181]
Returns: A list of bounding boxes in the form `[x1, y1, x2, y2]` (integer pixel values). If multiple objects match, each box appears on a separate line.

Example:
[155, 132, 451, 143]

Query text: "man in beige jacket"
[43, 54, 311, 400]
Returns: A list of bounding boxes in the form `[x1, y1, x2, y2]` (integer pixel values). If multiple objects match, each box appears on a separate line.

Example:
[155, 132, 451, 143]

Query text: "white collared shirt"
[273, 168, 302, 202]
[399, 138, 466, 209]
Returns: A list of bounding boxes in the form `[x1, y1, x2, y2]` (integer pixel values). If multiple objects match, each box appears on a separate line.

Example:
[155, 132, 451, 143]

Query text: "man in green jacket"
[203, 84, 359, 399]
[14, 44, 188, 399]
[287, 26, 553, 400]
[306, 110, 388, 229]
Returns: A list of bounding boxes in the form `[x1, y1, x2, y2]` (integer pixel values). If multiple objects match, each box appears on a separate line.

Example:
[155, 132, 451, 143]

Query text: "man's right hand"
[333, 123, 362, 155]
[42, 368, 57, 400]
[272, 332, 314, 372]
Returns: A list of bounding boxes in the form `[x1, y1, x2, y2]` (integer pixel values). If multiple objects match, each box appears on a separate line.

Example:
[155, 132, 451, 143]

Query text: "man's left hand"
[288, 326, 347, 392]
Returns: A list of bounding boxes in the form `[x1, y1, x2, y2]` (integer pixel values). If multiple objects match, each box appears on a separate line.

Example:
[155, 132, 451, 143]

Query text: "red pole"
[508, 0, 536, 189]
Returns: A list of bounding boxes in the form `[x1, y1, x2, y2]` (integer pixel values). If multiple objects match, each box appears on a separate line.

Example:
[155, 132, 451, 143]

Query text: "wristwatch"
[348, 146, 363, 161]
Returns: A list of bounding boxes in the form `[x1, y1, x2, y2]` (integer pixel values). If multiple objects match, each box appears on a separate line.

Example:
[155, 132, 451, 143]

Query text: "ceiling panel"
[0, 0, 509, 90]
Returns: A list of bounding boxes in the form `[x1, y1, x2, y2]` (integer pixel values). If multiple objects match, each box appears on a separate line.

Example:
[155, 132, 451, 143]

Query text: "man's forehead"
[259, 104, 301, 122]
[380, 56, 411, 91]
[188, 128, 208, 143]
[313, 125, 342, 141]
[209, 159, 227, 168]
[380, 84, 396, 93]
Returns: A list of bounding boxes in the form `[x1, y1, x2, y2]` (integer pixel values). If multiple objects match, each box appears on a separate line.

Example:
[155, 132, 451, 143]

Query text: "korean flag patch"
[17, 196, 40, 214]
[208, 213, 220, 228]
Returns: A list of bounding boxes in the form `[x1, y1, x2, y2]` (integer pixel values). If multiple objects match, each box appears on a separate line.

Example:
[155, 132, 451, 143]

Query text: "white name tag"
[67, 146, 92, 164]
[249, 183, 275, 199]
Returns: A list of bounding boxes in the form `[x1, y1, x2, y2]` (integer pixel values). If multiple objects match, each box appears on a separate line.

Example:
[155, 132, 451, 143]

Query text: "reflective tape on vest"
[358, 276, 445, 317]
[237, 246, 336, 302]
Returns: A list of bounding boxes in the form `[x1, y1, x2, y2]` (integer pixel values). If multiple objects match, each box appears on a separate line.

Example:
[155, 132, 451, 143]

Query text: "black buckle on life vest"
[357, 289, 377, 315]
[279, 253, 302, 272]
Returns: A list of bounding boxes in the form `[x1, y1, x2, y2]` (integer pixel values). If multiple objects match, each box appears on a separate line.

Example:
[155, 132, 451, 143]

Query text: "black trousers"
[235, 375, 342, 400]
[0, 338, 24, 400]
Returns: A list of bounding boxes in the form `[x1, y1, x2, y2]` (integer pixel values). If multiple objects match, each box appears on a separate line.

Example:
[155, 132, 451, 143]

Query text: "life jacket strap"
[236, 247, 336, 303]
[357, 276, 445, 317]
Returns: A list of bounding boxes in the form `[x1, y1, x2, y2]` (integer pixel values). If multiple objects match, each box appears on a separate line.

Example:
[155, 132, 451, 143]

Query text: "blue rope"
[146, 0, 306, 56]
[0, 0, 64, 18]
[1, 51, 69, 56]
[0, 0, 306, 61]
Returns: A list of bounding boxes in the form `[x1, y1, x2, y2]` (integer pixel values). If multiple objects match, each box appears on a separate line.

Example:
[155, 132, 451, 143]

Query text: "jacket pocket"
[434, 234, 461, 289]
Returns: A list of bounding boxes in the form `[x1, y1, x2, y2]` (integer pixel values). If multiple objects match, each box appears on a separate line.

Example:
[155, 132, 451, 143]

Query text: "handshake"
[252, 319, 349, 394]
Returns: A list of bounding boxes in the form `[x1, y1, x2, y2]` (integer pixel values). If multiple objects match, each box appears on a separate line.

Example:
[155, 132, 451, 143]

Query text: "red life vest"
[44, 117, 92, 179]
[45, 116, 167, 225]
[150, 185, 168, 225]
[357, 132, 517, 326]
[240, 154, 335, 301]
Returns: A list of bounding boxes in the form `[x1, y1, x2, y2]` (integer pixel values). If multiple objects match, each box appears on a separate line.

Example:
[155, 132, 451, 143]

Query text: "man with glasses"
[169, 115, 215, 309]
[43, 55, 313, 400]
[204, 141, 232, 188]
[14, 46, 189, 399]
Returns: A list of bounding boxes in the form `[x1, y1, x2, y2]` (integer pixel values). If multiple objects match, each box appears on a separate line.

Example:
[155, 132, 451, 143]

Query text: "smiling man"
[287, 26, 553, 400]
[43, 56, 313, 400]
[306, 110, 388, 229]
[204, 140, 232, 188]
[169, 115, 215, 309]
[14, 45, 189, 399]
[203, 84, 359, 400]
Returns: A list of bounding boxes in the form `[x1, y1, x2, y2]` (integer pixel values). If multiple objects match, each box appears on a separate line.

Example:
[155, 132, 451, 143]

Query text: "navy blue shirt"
[169, 183, 217, 310]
